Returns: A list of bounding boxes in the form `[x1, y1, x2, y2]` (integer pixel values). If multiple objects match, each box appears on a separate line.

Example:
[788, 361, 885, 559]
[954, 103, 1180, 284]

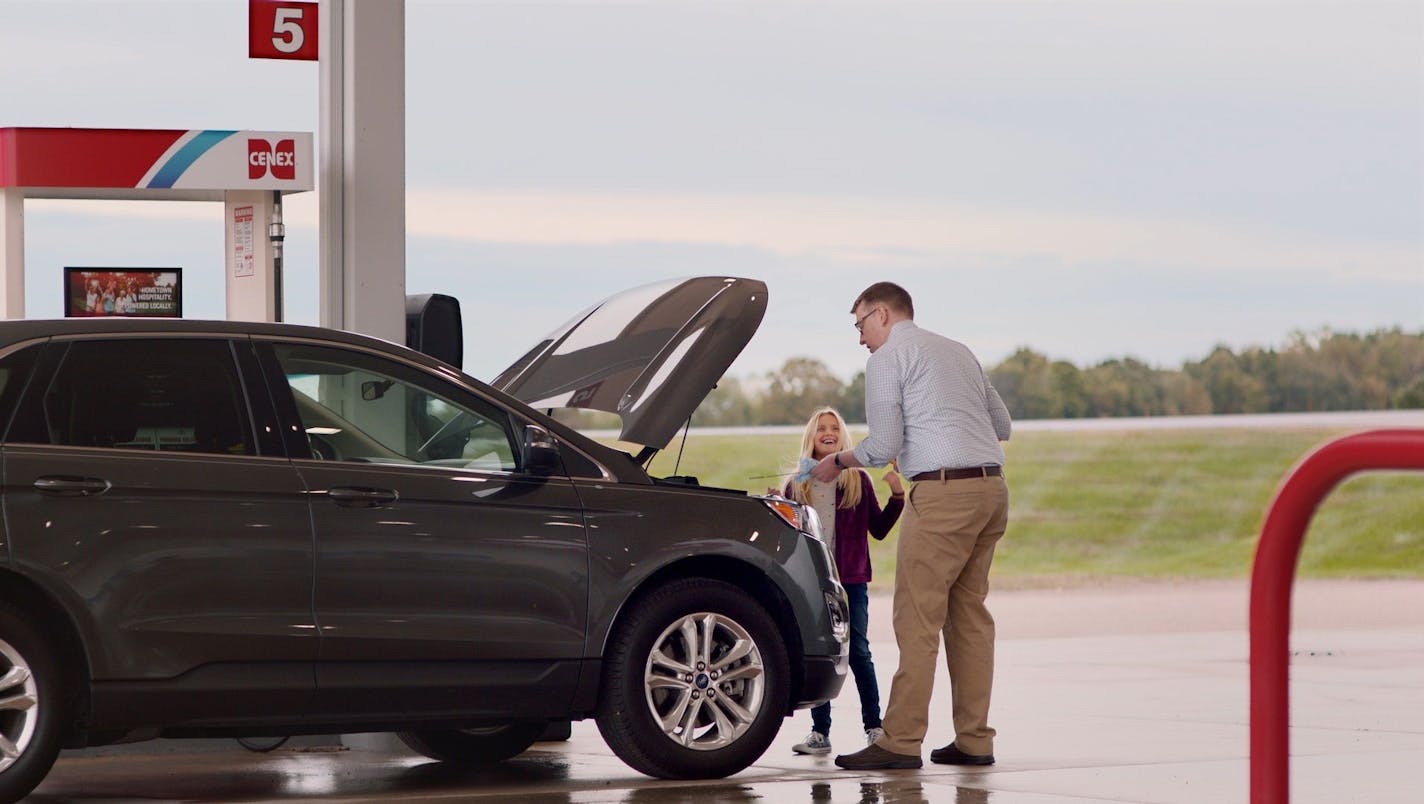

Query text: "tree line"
[688, 327, 1424, 426]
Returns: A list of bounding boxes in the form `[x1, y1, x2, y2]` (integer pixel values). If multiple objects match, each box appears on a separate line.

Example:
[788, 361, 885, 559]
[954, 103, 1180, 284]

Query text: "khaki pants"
[878, 474, 1009, 757]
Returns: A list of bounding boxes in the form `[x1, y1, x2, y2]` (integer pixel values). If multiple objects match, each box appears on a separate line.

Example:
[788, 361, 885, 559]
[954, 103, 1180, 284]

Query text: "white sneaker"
[793, 731, 831, 755]
[866, 727, 885, 745]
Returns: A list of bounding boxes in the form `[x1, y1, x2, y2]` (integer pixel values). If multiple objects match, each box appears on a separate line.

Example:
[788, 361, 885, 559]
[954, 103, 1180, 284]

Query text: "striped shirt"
[852, 320, 1011, 477]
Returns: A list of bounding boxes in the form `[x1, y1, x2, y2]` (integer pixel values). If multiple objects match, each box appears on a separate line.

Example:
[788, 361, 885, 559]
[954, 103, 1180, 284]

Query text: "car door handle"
[327, 487, 399, 508]
[33, 476, 112, 497]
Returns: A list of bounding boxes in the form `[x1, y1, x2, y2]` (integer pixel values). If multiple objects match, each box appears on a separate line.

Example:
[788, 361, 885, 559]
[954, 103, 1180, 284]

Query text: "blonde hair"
[789, 407, 863, 509]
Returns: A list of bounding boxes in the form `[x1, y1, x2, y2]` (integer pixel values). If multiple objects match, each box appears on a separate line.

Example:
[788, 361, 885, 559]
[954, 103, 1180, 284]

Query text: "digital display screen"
[64, 268, 182, 318]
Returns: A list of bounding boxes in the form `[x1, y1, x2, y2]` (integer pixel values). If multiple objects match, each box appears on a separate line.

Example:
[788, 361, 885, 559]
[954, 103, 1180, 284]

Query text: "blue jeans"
[812, 583, 881, 734]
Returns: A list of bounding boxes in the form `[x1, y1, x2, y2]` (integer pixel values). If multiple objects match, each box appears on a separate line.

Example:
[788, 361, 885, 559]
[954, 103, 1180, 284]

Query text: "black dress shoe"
[930, 742, 995, 766]
[834, 742, 923, 770]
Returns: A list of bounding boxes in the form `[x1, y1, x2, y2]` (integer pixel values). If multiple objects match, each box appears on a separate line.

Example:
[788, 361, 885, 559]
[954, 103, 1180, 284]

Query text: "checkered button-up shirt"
[852, 320, 1011, 477]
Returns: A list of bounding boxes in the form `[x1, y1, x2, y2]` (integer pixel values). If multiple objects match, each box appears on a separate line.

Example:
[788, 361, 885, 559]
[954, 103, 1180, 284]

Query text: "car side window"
[34, 339, 254, 456]
[0, 343, 42, 442]
[272, 343, 520, 472]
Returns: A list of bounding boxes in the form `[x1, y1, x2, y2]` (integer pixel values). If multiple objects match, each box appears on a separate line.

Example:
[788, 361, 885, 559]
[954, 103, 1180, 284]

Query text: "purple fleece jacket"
[784, 470, 903, 584]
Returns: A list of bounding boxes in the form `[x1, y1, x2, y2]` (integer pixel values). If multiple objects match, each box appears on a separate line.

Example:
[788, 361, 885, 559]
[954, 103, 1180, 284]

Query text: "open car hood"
[491, 276, 767, 450]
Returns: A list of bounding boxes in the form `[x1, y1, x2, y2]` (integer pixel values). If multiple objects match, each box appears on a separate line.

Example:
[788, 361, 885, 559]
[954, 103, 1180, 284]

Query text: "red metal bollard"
[1250, 428, 1424, 803]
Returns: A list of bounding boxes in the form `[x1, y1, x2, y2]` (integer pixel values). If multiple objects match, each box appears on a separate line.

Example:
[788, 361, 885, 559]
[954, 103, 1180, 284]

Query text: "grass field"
[629, 426, 1424, 588]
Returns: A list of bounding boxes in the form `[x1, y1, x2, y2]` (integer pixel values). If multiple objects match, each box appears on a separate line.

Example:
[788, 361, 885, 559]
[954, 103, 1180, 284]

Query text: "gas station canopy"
[0, 127, 313, 201]
[2, 0, 406, 341]
[0, 126, 315, 322]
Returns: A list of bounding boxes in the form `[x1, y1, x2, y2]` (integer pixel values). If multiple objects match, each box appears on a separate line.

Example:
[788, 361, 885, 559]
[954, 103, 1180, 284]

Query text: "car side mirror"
[522, 425, 562, 476]
[361, 380, 395, 401]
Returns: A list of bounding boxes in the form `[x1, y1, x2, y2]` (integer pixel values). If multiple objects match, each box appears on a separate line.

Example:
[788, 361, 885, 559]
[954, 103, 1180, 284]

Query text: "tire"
[0, 603, 68, 802]
[596, 578, 790, 779]
[236, 735, 290, 752]
[396, 722, 547, 764]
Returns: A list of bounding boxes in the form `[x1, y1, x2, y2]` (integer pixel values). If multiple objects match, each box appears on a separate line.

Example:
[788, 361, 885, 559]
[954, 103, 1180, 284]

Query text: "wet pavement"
[28, 580, 1424, 803]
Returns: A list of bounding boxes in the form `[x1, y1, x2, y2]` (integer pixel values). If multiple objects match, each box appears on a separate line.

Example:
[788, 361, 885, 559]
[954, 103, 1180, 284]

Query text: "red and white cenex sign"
[249, 139, 296, 180]
[249, 0, 318, 61]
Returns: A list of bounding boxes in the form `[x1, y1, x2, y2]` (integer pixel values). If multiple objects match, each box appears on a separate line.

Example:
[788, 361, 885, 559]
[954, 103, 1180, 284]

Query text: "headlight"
[762, 496, 803, 530]
[762, 495, 838, 583]
[800, 505, 824, 541]
[761, 496, 825, 541]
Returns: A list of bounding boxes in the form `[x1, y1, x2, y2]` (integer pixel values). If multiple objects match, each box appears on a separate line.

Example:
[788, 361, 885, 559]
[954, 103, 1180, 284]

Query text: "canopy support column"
[0, 188, 24, 318]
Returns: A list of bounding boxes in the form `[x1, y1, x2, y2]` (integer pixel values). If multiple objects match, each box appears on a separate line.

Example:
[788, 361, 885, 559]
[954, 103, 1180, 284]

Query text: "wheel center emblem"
[695, 673, 710, 689]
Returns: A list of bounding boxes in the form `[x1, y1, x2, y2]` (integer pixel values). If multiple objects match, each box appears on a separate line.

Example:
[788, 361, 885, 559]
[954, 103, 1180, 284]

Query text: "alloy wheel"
[0, 637, 39, 773]
[642, 612, 765, 751]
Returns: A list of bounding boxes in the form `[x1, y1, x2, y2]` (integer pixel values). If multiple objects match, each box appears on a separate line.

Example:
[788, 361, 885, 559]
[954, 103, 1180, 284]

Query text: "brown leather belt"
[910, 465, 1003, 482]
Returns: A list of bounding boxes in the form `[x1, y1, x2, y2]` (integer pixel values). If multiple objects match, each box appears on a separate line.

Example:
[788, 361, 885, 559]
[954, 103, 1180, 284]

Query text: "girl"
[783, 406, 903, 755]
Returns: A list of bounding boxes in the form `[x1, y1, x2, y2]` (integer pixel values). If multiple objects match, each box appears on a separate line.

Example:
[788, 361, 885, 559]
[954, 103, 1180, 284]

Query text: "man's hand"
[809, 452, 841, 482]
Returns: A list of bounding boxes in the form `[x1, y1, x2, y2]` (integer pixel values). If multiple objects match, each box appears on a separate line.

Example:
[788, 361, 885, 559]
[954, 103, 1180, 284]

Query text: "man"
[809, 281, 1011, 770]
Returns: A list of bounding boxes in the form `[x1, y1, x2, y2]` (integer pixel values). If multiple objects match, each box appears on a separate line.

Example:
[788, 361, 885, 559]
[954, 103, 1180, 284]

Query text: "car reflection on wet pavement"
[29, 737, 1011, 803]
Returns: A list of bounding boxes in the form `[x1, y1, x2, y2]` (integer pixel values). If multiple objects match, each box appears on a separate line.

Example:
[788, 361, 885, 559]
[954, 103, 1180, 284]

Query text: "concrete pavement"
[29, 579, 1424, 802]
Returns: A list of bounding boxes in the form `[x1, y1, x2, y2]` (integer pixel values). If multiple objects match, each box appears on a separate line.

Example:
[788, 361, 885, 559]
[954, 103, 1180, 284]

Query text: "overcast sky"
[2, 0, 1420, 383]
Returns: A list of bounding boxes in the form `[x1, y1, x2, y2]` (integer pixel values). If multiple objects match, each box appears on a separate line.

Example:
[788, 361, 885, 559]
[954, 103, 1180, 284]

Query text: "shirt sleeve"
[984, 375, 1012, 442]
[853, 350, 904, 468]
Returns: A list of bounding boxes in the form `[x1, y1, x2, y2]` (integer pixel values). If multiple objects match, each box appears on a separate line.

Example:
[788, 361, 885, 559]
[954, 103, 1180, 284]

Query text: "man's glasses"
[854, 306, 881, 333]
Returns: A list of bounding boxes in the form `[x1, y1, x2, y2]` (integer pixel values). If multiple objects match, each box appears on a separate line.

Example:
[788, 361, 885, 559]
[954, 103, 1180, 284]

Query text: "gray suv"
[0, 277, 847, 800]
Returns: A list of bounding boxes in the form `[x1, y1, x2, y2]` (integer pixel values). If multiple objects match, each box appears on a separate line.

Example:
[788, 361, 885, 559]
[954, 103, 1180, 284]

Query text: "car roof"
[0, 317, 459, 388]
[0, 317, 391, 344]
[0, 316, 646, 478]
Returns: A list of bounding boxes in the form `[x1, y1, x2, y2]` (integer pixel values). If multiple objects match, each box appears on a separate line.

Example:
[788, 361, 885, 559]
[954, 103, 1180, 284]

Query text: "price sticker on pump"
[249, 0, 318, 61]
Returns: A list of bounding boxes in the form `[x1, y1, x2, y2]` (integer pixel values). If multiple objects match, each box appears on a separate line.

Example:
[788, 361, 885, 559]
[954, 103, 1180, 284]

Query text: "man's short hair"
[851, 282, 914, 318]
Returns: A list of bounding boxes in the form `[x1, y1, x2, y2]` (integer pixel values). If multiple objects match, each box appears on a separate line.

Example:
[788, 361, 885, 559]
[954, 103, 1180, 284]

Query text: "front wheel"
[596, 578, 790, 779]
[397, 722, 547, 765]
[0, 603, 68, 802]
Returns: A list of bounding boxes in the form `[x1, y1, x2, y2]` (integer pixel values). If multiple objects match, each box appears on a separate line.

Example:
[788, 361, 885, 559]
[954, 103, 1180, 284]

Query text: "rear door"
[257, 339, 589, 721]
[0, 336, 316, 722]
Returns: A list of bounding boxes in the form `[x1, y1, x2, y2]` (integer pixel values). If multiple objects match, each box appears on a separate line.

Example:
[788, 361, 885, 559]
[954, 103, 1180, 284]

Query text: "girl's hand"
[884, 465, 905, 496]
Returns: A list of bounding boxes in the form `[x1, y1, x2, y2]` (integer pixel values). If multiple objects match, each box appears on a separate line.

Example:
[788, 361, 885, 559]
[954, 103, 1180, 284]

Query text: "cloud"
[403, 189, 1418, 282]
[34, 188, 1419, 287]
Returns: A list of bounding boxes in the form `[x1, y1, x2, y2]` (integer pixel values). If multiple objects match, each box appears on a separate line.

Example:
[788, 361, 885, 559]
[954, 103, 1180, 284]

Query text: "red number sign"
[249, 0, 319, 61]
